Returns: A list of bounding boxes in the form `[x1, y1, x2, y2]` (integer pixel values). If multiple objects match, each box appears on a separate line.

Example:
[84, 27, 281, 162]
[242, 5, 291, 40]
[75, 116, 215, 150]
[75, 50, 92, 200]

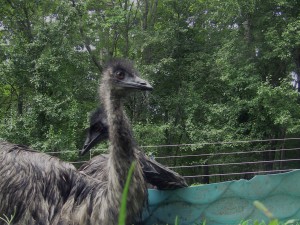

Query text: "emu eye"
[116, 71, 125, 80]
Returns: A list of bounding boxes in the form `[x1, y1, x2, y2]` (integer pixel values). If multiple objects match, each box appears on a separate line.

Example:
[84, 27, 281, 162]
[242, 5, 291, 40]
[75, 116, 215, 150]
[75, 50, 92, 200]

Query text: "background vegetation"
[1, 0, 300, 184]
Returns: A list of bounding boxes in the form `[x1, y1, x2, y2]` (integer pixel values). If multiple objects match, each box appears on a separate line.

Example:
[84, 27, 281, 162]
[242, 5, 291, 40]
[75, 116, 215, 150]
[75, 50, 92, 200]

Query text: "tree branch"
[79, 27, 103, 73]
[71, 2, 103, 73]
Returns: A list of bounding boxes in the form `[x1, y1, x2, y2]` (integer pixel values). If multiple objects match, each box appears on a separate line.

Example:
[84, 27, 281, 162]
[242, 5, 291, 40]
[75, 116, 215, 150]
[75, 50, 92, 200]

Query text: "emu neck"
[98, 87, 141, 224]
[103, 92, 135, 157]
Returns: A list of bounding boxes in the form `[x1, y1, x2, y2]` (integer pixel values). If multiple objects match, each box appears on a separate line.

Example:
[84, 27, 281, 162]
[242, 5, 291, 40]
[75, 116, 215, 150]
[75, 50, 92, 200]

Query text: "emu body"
[0, 142, 111, 224]
[0, 59, 150, 225]
[0, 142, 75, 224]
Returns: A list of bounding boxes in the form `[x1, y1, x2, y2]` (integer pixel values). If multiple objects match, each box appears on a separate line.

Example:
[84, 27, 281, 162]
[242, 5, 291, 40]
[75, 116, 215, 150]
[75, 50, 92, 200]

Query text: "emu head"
[80, 107, 108, 156]
[100, 59, 153, 99]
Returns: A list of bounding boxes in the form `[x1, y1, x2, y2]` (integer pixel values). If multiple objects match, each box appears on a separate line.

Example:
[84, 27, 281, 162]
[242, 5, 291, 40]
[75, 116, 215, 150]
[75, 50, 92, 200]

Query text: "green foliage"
[1, 0, 300, 181]
[0, 0, 98, 160]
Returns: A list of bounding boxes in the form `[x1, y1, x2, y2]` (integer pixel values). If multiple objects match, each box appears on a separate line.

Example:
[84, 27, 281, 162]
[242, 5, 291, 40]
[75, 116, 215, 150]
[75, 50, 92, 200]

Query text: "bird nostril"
[140, 82, 147, 85]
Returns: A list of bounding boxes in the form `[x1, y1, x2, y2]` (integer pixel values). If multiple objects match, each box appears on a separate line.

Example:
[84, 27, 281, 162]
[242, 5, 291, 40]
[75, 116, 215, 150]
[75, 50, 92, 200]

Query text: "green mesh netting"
[143, 170, 300, 225]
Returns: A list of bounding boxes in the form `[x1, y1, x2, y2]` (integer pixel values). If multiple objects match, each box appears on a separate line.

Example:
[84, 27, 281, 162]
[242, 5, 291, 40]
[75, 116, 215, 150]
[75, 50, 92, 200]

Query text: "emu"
[0, 59, 151, 225]
[79, 107, 188, 189]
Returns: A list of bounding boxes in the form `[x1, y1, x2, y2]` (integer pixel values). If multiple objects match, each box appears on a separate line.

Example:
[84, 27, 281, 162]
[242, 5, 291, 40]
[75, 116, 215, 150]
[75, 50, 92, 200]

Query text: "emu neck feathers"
[102, 91, 136, 157]
[99, 81, 146, 225]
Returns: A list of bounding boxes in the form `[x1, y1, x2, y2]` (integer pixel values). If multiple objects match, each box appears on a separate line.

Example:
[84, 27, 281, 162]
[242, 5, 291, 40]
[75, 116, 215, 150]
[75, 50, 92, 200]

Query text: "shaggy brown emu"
[0, 142, 76, 225]
[0, 59, 151, 225]
[79, 107, 188, 189]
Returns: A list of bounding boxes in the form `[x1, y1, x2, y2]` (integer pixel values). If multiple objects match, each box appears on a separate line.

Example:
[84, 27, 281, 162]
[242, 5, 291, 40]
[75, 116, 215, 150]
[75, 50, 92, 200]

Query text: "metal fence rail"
[167, 158, 300, 169]
[49, 137, 300, 182]
[183, 169, 295, 178]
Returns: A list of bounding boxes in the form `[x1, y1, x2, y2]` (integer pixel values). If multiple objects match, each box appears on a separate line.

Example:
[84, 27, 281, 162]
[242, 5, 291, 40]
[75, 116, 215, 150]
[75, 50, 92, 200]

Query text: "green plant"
[0, 209, 15, 225]
[174, 216, 179, 225]
[253, 201, 299, 225]
[118, 161, 137, 225]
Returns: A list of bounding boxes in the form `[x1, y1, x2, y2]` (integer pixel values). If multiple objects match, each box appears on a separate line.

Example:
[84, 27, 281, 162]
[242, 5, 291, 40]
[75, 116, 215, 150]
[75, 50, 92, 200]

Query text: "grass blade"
[118, 161, 136, 225]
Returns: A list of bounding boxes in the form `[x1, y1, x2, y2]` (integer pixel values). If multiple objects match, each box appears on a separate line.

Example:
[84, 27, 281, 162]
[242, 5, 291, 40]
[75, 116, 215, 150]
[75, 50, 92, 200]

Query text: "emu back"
[0, 141, 75, 225]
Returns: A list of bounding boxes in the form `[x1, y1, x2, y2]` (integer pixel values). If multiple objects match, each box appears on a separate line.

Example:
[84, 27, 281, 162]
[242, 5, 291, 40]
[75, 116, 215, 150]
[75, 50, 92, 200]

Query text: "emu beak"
[133, 76, 153, 91]
[117, 76, 153, 91]
[80, 134, 100, 155]
[79, 129, 108, 156]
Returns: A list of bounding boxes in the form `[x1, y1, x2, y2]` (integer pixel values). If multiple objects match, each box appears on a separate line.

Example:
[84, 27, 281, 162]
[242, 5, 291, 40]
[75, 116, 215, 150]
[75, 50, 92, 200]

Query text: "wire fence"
[51, 137, 300, 184]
